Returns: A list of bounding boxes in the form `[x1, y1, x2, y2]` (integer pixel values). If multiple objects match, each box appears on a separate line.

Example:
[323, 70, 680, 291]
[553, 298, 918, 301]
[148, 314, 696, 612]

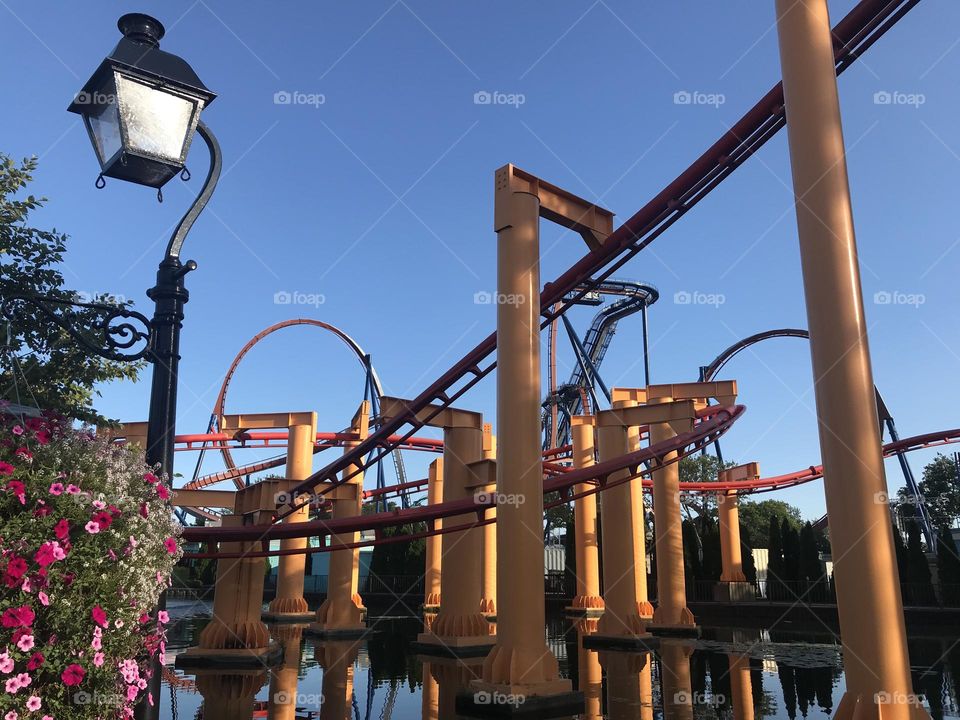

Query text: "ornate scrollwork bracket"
[1, 293, 153, 363]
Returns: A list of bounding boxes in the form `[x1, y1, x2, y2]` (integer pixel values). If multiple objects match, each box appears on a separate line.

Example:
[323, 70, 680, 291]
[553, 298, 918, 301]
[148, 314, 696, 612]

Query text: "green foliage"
[677, 454, 735, 521]
[738, 499, 802, 548]
[0, 155, 142, 424]
[898, 454, 960, 530]
[366, 501, 425, 576]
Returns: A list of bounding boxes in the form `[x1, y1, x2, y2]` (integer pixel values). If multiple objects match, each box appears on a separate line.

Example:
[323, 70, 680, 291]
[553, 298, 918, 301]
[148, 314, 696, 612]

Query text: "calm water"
[159, 601, 960, 720]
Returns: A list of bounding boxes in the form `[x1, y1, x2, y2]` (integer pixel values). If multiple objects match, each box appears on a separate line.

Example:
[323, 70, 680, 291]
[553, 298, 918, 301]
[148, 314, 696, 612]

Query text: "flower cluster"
[0, 413, 182, 719]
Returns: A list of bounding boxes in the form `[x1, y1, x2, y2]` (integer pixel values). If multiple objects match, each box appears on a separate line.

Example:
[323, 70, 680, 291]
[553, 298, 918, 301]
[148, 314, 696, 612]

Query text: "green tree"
[898, 455, 960, 530]
[0, 155, 141, 423]
[781, 518, 801, 584]
[905, 522, 935, 605]
[799, 521, 825, 599]
[739, 499, 803, 548]
[678, 454, 735, 525]
[767, 515, 786, 600]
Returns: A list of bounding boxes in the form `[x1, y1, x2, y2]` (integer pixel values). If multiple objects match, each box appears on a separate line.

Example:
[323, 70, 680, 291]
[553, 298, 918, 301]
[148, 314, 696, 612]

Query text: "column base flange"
[175, 641, 283, 670]
[457, 679, 582, 718]
[582, 633, 658, 652]
[305, 623, 370, 640]
[564, 606, 605, 617]
[262, 610, 315, 624]
[647, 623, 701, 638]
[411, 632, 496, 658]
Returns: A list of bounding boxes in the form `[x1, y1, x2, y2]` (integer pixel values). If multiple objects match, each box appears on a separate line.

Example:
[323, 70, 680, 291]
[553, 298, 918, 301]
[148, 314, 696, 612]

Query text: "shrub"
[0, 411, 181, 719]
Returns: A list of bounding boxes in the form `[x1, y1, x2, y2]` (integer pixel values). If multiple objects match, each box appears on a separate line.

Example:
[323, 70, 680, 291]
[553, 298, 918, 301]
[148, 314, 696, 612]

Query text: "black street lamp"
[63, 12, 220, 482]
[2, 15, 220, 720]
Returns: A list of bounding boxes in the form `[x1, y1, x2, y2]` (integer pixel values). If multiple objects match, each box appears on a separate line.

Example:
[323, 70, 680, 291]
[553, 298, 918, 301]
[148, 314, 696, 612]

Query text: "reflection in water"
[162, 609, 959, 720]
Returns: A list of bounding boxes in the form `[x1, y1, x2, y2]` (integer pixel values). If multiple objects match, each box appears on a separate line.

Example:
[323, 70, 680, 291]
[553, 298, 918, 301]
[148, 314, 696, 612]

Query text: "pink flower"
[0, 654, 12, 673]
[65, 484, 80, 495]
[129, 536, 138, 548]
[92, 652, 104, 667]
[91, 606, 108, 628]
[2, 606, 34, 628]
[53, 519, 69, 541]
[126, 684, 139, 702]
[139, 503, 148, 518]
[16, 635, 34, 652]
[156, 485, 170, 500]
[163, 538, 177, 555]
[4, 711, 16, 720]
[5, 557, 27, 581]
[6, 480, 25, 505]
[0, 462, 13, 476]
[143, 472, 158, 485]
[13, 448, 31, 461]
[14, 674, 30, 689]
[25, 696, 40, 712]
[25, 653, 43, 671]
[61, 664, 84, 686]
[114, 619, 124, 628]
[83, 521, 100, 534]
[34, 430, 49, 445]
[37, 592, 48, 607]
[157, 610, 169, 624]
[11, 425, 23, 436]
[3, 677, 17, 693]
[90, 636, 101, 651]
[48, 483, 64, 496]
[33, 544, 56, 568]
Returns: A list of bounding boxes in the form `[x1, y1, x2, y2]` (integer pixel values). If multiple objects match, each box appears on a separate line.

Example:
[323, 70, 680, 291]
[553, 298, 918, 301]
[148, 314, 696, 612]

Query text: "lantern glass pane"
[85, 94, 122, 166]
[115, 72, 201, 164]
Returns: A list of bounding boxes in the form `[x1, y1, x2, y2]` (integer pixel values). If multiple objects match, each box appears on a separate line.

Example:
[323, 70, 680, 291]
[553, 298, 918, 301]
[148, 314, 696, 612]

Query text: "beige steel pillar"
[480, 423, 497, 617]
[599, 652, 649, 720]
[612, 387, 655, 619]
[380, 397, 492, 649]
[219, 412, 318, 622]
[594, 400, 693, 641]
[717, 463, 759, 602]
[775, 3, 926, 718]
[312, 403, 368, 636]
[568, 416, 604, 614]
[423, 457, 444, 611]
[422, 659, 439, 720]
[645, 382, 736, 635]
[179, 480, 285, 667]
[478, 166, 569, 699]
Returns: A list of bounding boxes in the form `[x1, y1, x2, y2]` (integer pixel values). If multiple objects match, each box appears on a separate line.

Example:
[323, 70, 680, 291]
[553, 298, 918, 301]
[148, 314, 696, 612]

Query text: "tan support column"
[480, 423, 497, 617]
[612, 387, 654, 619]
[648, 398, 695, 634]
[269, 418, 316, 619]
[422, 659, 439, 720]
[718, 491, 745, 582]
[312, 404, 368, 636]
[776, 3, 926, 718]
[600, 652, 649, 720]
[477, 166, 570, 700]
[179, 481, 284, 667]
[379, 397, 491, 649]
[595, 417, 647, 639]
[568, 416, 604, 614]
[423, 457, 444, 611]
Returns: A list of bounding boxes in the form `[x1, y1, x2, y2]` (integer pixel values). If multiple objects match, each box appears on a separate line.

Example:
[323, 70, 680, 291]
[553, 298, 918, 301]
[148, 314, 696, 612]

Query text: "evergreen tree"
[768, 515, 786, 600]
[906, 522, 935, 605]
[741, 539, 758, 584]
[782, 518, 801, 587]
[799, 522, 824, 601]
[936, 527, 960, 606]
[683, 519, 703, 599]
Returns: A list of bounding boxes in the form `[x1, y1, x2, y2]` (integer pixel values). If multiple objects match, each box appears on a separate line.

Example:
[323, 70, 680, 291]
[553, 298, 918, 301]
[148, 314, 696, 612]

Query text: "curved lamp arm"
[165, 121, 221, 260]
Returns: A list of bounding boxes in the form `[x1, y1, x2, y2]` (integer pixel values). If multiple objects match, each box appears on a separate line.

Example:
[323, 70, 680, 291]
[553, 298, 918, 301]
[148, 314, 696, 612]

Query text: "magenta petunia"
[91, 605, 108, 628]
[54, 518, 69, 540]
[0, 461, 13, 476]
[156, 485, 170, 500]
[61, 663, 85, 686]
[163, 538, 177, 555]
[84, 521, 100, 534]
[48, 483, 64, 496]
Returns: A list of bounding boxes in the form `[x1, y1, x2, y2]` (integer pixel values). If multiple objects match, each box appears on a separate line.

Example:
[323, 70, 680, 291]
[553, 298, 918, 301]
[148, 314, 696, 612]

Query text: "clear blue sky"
[3, 1, 958, 520]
